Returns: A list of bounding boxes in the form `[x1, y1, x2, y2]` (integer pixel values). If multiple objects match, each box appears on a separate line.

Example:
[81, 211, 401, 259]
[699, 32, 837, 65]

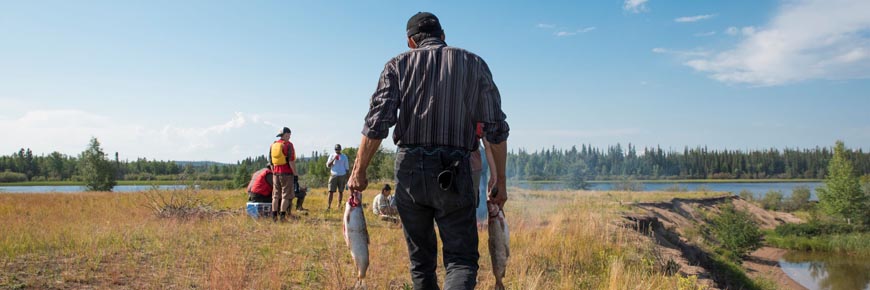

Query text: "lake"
[0, 185, 192, 193]
[780, 251, 870, 290]
[513, 181, 822, 199]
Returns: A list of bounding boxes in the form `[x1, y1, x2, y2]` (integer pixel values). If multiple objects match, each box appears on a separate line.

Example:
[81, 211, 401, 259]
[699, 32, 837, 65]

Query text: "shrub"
[0, 171, 28, 182]
[613, 177, 643, 191]
[738, 189, 755, 201]
[783, 186, 811, 211]
[710, 205, 763, 261]
[760, 190, 783, 211]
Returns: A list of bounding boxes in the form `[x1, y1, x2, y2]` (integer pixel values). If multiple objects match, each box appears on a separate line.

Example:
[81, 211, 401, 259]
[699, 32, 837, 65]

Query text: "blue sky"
[1, 0, 869, 162]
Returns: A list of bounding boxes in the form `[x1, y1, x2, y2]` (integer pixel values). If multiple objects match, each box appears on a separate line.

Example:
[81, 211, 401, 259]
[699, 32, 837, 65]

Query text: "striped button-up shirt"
[362, 38, 509, 151]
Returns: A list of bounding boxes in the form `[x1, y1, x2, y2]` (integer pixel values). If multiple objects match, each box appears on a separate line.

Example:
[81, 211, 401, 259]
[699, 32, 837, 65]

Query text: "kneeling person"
[373, 184, 398, 222]
[247, 165, 273, 203]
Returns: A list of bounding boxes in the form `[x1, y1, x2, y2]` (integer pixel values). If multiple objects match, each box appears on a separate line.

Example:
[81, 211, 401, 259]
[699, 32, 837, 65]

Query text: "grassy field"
[0, 187, 717, 289]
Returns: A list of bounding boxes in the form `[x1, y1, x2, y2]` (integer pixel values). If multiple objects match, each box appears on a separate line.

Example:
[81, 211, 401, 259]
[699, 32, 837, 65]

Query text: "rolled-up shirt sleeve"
[362, 58, 400, 139]
[476, 58, 510, 144]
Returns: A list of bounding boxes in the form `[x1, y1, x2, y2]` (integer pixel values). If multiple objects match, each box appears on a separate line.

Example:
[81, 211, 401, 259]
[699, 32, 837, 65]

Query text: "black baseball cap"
[276, 127, 291, 137]
[383, 184, 392, 191]
[407, 12, 443, 37]
[335, 144, 342, 150]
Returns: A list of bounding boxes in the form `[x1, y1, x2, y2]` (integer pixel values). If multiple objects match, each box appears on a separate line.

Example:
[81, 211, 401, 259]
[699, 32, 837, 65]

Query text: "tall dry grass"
[0, 187, 712, 289]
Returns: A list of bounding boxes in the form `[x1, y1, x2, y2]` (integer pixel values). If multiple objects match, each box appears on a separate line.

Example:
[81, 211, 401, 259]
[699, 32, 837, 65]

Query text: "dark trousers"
[395, 147, 479, 290]
[248, 192, 272, 203]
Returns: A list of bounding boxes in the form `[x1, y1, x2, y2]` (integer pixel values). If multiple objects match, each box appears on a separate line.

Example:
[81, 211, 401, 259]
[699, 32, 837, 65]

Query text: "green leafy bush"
[710, 205, 763, 261]
[760, 190, 783, 210]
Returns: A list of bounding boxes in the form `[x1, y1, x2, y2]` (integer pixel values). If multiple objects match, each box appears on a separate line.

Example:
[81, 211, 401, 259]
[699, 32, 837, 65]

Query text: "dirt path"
[744, 247, 807, 290]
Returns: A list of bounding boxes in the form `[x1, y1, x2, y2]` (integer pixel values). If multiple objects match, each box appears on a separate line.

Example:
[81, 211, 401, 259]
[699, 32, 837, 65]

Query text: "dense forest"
[507, 144, 869, 181]
[2, 143, 869, 186]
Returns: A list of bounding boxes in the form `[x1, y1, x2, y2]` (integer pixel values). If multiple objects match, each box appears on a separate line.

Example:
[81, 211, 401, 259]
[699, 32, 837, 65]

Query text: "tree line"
[3, 141, 868, 186]
[507, 143, 870, 181]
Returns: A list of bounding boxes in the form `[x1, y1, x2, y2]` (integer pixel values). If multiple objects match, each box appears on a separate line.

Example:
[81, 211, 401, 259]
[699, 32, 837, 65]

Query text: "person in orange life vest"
[247, 165, 274, 203]
[269, 127, 299, 222]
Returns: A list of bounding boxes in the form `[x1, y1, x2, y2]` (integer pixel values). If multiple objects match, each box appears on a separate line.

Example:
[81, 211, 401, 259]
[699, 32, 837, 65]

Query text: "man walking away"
[269, 127, 299, 222]
[348, 12, 510, 290]
[326, 144, 349, 211]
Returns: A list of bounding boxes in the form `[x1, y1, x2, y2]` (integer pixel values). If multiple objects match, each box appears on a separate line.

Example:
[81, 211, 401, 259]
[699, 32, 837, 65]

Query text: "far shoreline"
[517, 179, 822, 184]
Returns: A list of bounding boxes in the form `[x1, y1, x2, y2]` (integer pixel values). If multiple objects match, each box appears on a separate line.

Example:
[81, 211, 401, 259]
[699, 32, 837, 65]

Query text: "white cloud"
[0, 110, 303, 162]
[725, 26, 756, 36]
[675, 14, 715, 23]
[624, 0, 649, 13]
[725, 26, 739, 35]
[578, 27, 597, 33]
[695, 31, 717, 37]
[554, 27, 596, 37]
[688, 0, 870, 86]
[536, 23, 555, 29]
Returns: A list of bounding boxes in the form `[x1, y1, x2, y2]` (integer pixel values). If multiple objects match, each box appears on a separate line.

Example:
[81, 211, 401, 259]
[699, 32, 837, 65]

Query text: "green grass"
[765, 231, 870, 256]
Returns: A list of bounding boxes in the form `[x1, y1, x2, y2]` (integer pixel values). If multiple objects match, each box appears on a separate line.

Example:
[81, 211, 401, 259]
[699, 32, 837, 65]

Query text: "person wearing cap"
[348, 12, 510, 289]
[269, 127, 299, 222]
[326, 144, 350, 211]
[372, 184, 398, 222]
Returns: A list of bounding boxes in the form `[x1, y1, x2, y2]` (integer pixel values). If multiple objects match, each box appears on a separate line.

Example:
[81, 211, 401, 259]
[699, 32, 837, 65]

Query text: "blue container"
[246, 202, 273, 218]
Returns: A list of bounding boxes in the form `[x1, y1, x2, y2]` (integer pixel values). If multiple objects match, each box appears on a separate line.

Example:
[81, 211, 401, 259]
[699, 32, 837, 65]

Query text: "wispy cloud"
[623, 0, 649, 13]
[533, 128, 641, 138]
[536, 23, 556, 29]
[687, 0, 870, 86]
[674, 14, 715, 23]
[652, 47, 711, 57]
[554, 27, 596, 37]
[724, 26, 755, 36]
[694, 31, 717, 37]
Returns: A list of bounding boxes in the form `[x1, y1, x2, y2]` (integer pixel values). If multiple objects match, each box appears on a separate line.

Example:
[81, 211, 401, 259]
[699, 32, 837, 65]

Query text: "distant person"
[372, 184, 398, 222]
[326, 144, 350, 211]
[269, 127, 299, 222]
[247, 165, 273, 203]
[348, 12, 510, 289]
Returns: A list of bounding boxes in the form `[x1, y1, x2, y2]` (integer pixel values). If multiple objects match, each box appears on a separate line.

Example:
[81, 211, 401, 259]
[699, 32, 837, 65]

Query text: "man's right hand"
[489, 183, 507, 209]
[347, 170, 368, 192]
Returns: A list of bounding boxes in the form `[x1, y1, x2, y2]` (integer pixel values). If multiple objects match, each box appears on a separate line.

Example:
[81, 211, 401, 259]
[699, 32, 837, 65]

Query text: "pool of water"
[780, 251, 870, 290]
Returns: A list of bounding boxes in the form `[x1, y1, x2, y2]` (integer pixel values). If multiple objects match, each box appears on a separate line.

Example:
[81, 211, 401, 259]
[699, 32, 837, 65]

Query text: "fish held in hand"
[343, 191, 369, 288]
[488, 188, 509, 290]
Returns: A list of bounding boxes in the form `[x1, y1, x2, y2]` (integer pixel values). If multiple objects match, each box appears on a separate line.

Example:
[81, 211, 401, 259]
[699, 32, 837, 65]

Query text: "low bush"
[709, 205, 763, 261]
[760, 190, 783, 211]
[0, 171, 28, 183]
